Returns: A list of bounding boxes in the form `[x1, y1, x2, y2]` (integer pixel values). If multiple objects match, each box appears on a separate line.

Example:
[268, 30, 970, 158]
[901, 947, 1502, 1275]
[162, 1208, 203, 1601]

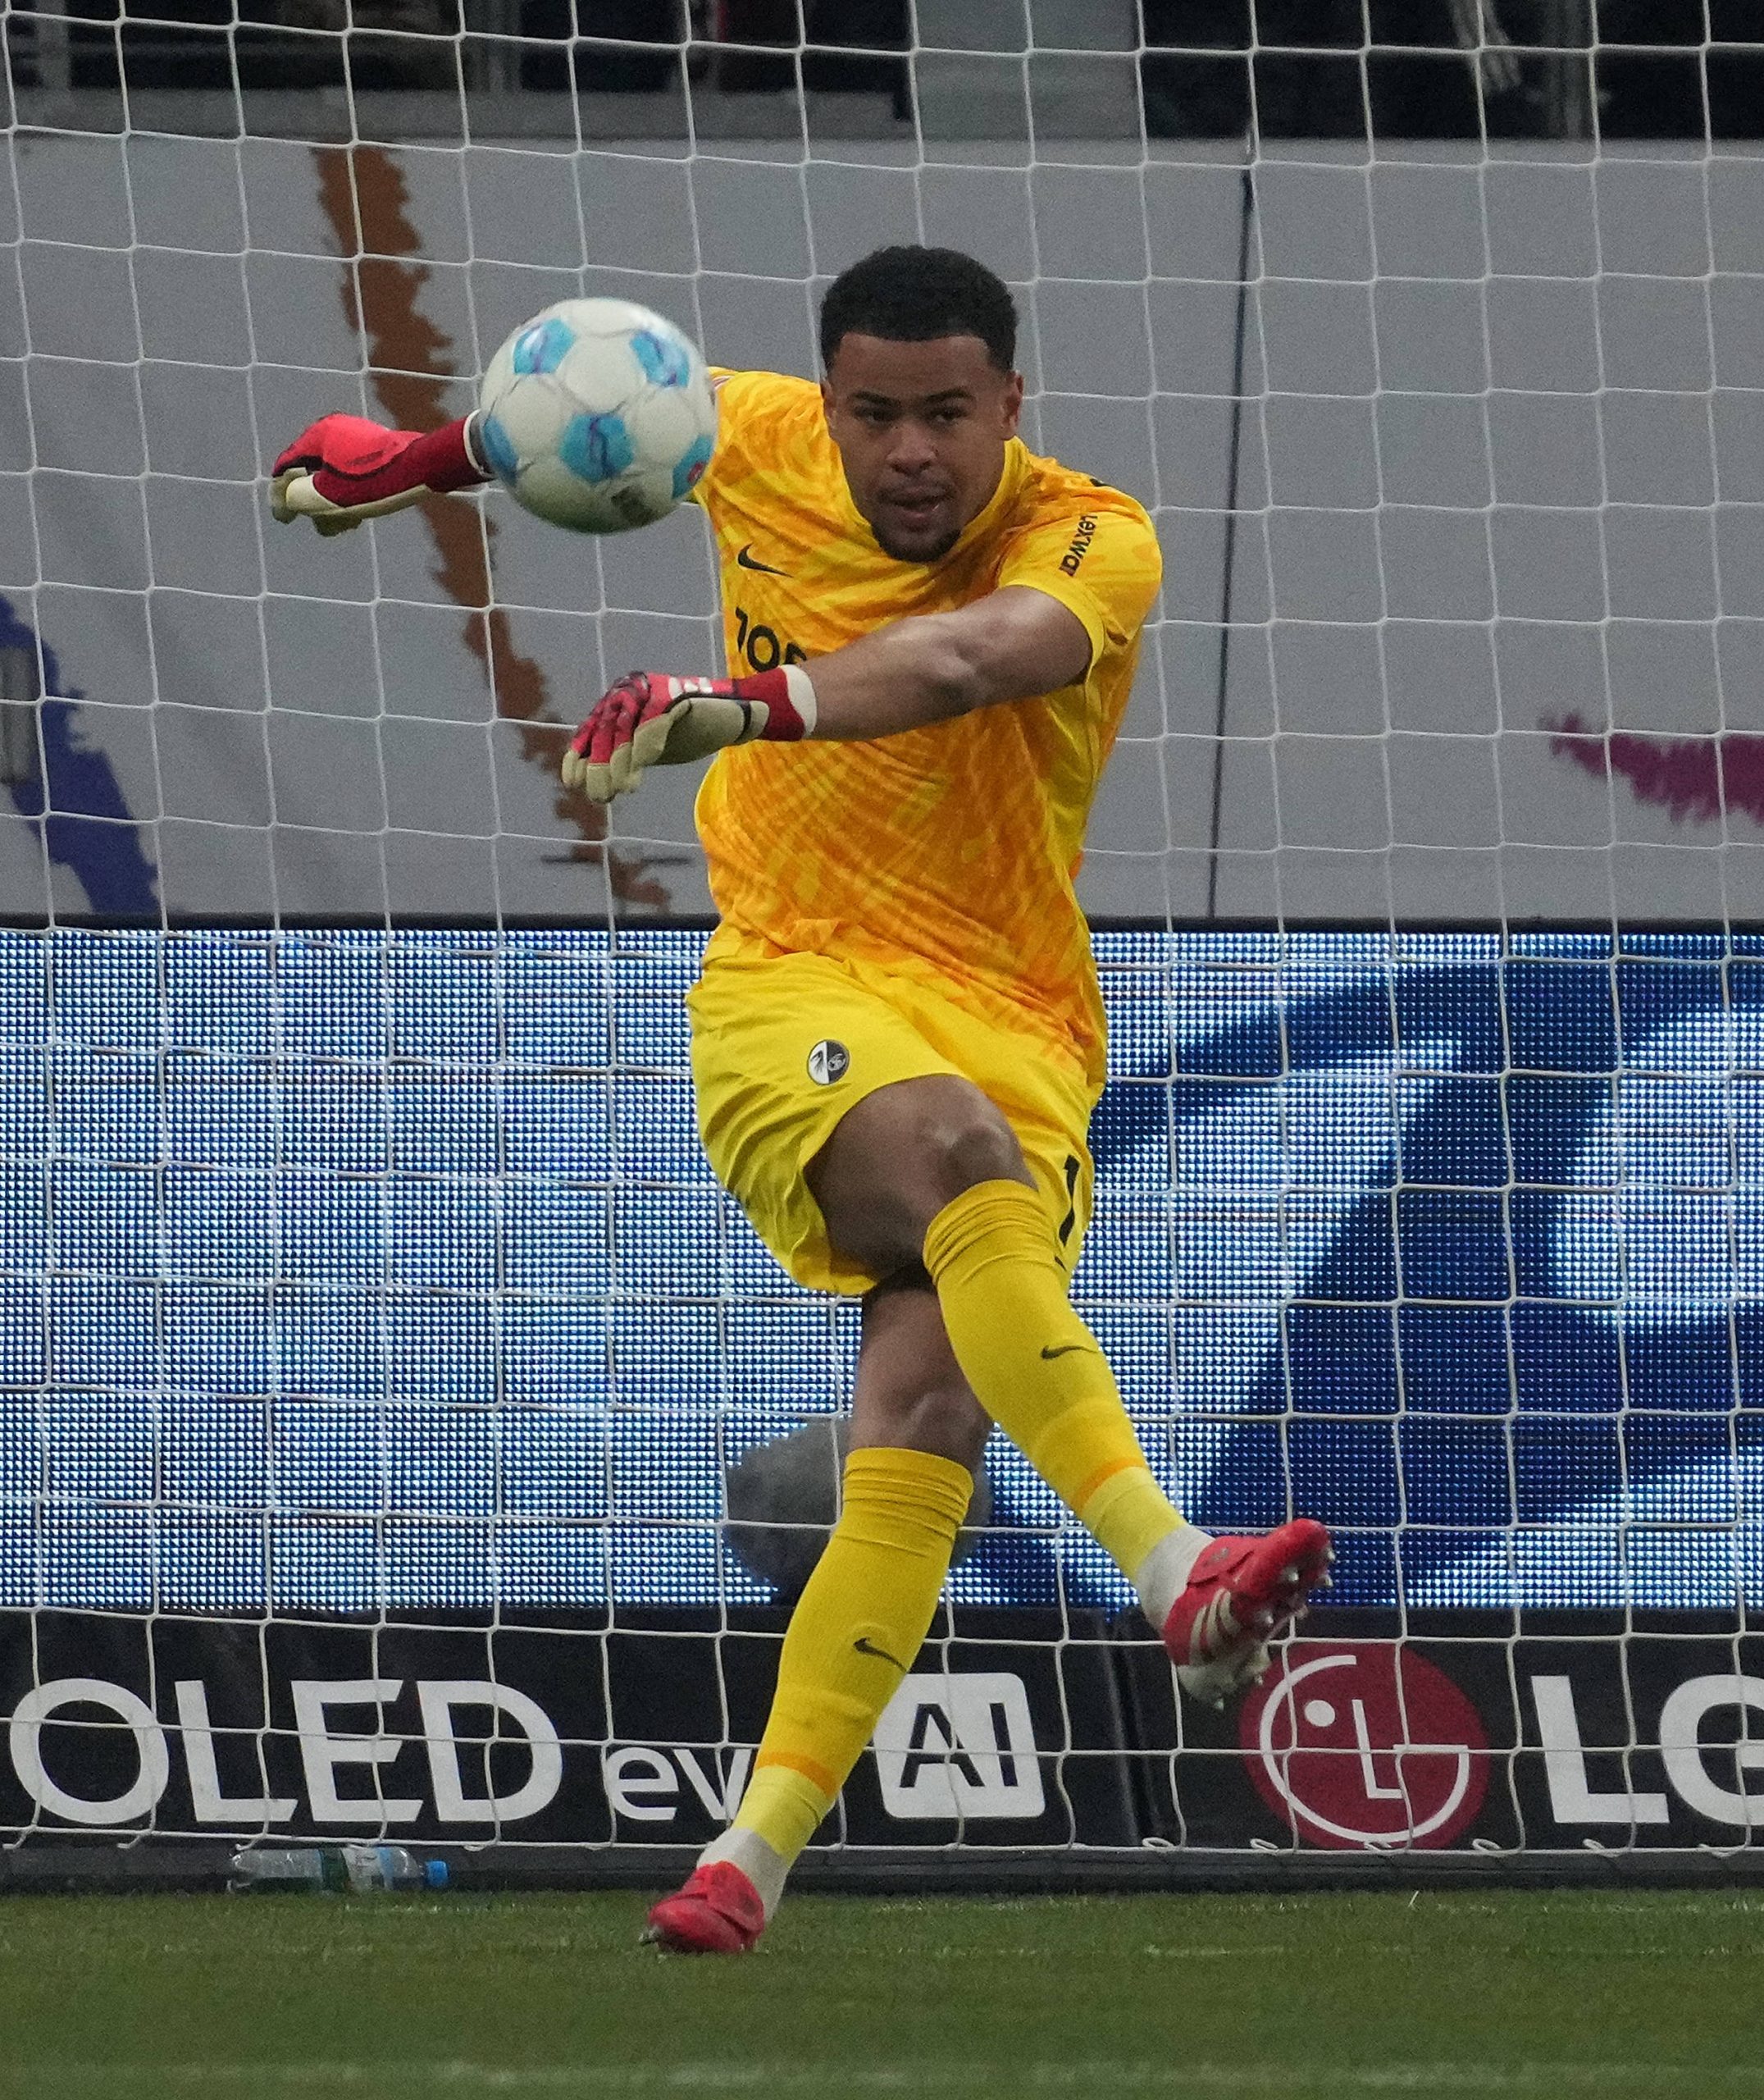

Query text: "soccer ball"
[476, 298, 717, 534]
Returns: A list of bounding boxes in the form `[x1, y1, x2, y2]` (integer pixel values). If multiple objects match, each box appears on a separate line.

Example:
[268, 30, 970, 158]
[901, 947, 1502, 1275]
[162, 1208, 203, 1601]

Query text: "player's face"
[821, 334, 1023, 564]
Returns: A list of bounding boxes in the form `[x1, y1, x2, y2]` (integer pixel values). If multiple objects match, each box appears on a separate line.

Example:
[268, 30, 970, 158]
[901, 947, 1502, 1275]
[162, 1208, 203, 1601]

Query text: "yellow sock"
[923, 1178, 1185, 1579]
[718, 1445, 972, 1894]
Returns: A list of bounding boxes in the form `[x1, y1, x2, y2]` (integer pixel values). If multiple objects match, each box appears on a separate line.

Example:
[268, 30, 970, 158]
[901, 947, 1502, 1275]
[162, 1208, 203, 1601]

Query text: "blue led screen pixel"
[2, 924, 1762, 1614]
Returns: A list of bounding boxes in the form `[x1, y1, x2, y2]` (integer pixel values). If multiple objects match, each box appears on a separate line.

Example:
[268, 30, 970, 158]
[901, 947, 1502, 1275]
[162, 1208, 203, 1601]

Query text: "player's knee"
[923, 1386, 991, 1476]
[809, 1076, 1030, 1279]
[914, 1100, 1028, 1221]
[864, 1381, 991, 1475]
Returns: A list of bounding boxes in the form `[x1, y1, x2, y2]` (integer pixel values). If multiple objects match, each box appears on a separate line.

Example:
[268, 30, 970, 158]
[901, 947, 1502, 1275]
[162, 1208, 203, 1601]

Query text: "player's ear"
[1000, 369, 1024, 434]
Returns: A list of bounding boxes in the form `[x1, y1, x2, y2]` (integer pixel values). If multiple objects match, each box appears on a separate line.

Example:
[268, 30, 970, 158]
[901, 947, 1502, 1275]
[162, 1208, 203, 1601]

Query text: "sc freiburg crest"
[807, 1039, 850, 1085]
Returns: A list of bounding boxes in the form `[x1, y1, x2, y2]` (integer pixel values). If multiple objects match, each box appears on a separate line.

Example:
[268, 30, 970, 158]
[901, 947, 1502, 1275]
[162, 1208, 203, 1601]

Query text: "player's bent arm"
[559, 589, 1093, 803]
[800, 587, 1092, 741]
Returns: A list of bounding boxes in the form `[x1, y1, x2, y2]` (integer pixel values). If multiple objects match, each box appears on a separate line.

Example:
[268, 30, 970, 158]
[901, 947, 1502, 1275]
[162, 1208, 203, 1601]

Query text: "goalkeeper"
[272, 245, 1331, 1954]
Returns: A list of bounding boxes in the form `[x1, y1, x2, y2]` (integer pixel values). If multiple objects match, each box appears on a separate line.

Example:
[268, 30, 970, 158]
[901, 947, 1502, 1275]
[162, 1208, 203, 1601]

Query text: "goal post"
[2, 3, 1764, 1878]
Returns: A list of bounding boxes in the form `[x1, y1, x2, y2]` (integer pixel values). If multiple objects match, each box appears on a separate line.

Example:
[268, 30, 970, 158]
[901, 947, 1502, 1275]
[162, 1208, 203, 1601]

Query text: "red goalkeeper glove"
[270, 413, 490, 536]
[561, 669, 818, 805]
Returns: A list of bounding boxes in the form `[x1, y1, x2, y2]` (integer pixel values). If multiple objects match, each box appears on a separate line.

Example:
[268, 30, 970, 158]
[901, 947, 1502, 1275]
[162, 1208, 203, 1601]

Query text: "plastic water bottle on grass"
[228, 1844, 449, 1893]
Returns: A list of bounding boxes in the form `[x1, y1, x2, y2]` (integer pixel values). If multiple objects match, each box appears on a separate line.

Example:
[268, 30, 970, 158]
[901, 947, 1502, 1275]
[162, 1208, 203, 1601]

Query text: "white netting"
[0, 5, 1760, 1858]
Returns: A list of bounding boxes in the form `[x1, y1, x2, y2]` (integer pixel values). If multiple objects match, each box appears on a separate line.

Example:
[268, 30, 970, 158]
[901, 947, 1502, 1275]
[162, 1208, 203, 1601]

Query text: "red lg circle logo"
[1240, 1642, 1489, 1850]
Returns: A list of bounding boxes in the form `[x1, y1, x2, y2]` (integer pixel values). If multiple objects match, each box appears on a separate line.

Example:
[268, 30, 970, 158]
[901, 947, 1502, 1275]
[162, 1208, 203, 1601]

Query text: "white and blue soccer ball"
[476, 298, 716, 534]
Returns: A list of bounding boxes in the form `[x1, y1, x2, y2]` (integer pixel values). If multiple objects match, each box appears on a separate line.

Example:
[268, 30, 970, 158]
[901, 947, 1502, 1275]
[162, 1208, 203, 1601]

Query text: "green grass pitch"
[0, 1888, 1758, 2096]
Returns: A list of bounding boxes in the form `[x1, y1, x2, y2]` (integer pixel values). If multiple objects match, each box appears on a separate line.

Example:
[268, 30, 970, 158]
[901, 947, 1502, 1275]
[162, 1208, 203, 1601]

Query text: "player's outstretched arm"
[269, 413, 492, 536]
[562, 587, 1089, 803]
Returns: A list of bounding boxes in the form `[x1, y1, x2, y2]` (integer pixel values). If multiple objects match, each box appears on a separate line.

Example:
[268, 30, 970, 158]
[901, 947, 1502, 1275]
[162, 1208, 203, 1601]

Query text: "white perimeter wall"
[3, 130, 1762, 925]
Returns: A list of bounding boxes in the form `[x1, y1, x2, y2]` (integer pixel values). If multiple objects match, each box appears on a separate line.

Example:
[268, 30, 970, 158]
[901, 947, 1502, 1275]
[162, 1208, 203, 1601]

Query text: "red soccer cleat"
[1161, 1518, 1334, 1709]
[641, 1860, 767, 1955]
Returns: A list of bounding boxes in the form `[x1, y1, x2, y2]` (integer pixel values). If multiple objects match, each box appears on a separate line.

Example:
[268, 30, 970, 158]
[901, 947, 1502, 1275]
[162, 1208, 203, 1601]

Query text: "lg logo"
[1242, 1645, 1764, 1847]
[1242, 1644, 1488, 1850]
[1534, 1670, 1764, 1829]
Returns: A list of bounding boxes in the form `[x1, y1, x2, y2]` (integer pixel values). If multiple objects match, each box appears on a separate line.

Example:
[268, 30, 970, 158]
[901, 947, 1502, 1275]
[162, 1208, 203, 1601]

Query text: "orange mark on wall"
[312, 143, 670, 909]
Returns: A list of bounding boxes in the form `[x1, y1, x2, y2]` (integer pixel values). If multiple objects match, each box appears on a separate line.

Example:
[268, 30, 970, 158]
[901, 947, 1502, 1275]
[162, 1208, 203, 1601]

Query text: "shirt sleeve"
[994, 494, 1163, 675]
[690, 368, 815, 513]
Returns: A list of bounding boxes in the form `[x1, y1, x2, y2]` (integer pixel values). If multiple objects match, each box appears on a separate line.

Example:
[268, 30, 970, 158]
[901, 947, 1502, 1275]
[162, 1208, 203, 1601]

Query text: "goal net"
[2, 2, 1761, 1870]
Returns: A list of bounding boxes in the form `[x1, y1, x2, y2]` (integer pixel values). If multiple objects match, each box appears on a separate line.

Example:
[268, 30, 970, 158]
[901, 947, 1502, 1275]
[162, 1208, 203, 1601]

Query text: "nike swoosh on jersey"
[1040, 1342, 1095, 1361]
[735, 544, 790, 575]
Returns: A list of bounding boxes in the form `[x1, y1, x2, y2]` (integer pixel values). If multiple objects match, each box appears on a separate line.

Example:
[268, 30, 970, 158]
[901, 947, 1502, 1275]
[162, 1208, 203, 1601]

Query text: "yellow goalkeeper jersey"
[691, 367, 1162, 1087]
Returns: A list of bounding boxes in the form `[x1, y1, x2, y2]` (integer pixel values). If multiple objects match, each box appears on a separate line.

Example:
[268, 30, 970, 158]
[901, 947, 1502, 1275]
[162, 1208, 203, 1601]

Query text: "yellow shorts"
[686, 930, 1100, 1296]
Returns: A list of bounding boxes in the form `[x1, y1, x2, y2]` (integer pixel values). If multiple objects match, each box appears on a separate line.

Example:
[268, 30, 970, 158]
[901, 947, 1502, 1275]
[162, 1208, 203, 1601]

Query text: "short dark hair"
[818, 246, 1017, 373]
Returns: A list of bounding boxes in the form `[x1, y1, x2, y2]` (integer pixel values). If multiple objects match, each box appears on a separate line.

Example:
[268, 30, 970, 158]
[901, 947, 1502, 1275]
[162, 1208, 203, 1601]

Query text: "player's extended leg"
[644, 1276, 987, 1954]
[810, 1076, 1330, 1702]
[645, 1072, 1329, 1953]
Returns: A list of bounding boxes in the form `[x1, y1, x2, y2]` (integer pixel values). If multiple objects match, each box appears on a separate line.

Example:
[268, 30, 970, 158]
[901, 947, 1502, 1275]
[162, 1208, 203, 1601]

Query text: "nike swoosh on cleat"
[736, 544, 789, 575]
[854, 1636, 906, 1669]
[1040, 1343, 1095, 1360]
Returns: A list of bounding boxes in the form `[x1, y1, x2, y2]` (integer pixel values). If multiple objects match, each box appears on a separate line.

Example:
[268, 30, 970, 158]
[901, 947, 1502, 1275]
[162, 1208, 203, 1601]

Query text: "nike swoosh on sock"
[853, 1636, 906, 1669]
